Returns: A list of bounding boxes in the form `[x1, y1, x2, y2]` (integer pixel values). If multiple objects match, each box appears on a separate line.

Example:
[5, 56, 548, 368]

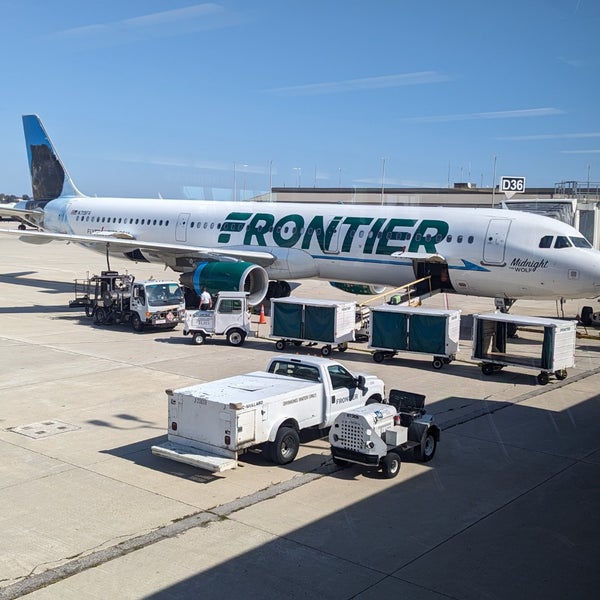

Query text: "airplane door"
[483, 219, 511, 265]
[175, 212, 190, 242]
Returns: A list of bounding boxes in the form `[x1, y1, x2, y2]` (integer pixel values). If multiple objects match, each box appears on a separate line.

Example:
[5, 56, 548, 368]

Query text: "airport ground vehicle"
[472, 312, 577, 385]
[70, 270, 185, 331]
[151, 355, 385, 472]
[182, 291, 253, 346]
[369, 305, 461, 369]
[329, 390, 439, 478]
[270, 297, 356, 356]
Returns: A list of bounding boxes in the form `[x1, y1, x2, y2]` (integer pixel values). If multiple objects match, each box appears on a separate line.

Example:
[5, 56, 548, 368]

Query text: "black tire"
[192, 332, 205, 345]
[337, 342, 348, 352]
[275, 340, 286, 351]
[414, 430, 437, 462]
[373, 351, 385, 363]
[555, 369, 567, 380]
[321, 345, 332, 357]
[131, 313, 144, 332]
[481, 363, 495, 376]
[432, 357, 444, 370]
[227, 328, 245, 346]
[94, 307, 107, 325]
[269, 427, 300, 465]
[581, 306, 593, 326]
[382, 452, 401, 478]
[365, 395, 380, 405]
[537, 372, 549, 385]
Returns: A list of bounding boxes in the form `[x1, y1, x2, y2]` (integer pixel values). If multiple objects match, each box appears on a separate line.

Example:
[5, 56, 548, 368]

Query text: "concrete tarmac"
[0, 233, 599, 599]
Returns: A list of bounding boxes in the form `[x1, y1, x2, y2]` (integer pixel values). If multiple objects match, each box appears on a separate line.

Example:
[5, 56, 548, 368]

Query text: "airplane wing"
[0, 227, 277, 267]
[391, 250, 447, 263]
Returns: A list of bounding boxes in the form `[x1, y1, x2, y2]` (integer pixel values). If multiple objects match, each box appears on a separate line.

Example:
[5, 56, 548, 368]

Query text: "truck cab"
[183, 291, 253, 346]
[130, 280, 185, 331]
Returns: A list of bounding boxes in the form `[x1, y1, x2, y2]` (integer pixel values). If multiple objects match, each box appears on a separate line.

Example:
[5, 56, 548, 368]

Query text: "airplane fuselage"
[44, 194, 600, 300]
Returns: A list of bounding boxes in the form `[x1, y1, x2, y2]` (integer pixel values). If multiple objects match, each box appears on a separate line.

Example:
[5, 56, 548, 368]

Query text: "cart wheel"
[337, 342, 348, 352]
[414, 430, 437, 462]
[555, 369, 567, 380]
[432, 357, 444, 370]
[537, 372, 549, 385]
[269, 427, 300, 465]
[382, 452, 401, 479]
[321, 345, 332, 357]
[373, 351, 385, 363]
[227, 328, 246, 346]
[192, 332, 205, 345]
[275, 340, 286, 351]
[481, 363, 495, 376]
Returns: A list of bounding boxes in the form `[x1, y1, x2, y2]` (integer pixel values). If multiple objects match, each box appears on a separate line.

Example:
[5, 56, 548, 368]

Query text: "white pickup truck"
[151, 355, 385, 472]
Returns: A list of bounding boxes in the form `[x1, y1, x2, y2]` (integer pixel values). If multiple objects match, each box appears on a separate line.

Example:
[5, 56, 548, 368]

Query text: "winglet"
[22, 115, 84, 202]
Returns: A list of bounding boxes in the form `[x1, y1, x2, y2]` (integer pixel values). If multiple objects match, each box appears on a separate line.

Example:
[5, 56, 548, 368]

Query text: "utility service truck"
[151, 355, 386, 473]
[70, 270, 185, 331]
[182, 291, 253, 346]
[330, 390, 439, 478]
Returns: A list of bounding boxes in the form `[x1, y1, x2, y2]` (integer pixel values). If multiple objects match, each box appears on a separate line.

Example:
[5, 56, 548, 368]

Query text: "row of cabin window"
[75, 215, 171, 227]
[73, 214, 476, 244]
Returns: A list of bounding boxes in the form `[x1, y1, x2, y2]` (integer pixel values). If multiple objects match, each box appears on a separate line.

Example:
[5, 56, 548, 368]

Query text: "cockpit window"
[539, 236, 553, 248]
[554, 236, 572, 249]
[570, 236, 592, 249]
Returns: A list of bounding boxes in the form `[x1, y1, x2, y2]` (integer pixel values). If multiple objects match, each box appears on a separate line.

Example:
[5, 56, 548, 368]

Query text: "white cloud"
[404, 108, 563, 123]
[498, 132, 600, 141]
[54, 3, 230, 41]
[266, 71, 451, 96]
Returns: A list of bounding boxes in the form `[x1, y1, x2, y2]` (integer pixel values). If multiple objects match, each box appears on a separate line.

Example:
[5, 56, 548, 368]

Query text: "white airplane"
[2, 114, 600, 307]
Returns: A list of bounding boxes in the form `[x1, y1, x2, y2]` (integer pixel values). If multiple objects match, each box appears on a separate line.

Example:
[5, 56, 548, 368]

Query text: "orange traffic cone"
[259, 304, 267, 324]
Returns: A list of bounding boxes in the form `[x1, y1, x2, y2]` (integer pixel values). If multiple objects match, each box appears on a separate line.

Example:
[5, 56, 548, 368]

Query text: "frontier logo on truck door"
[218, 212, 449, 256]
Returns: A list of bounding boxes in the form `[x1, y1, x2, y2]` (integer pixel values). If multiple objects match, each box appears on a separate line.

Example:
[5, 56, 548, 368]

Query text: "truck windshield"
[146, 283, 183, 306]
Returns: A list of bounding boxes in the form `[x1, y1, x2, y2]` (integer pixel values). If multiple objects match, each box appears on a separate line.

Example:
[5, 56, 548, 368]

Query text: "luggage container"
[471, 312, 577, 385]
[369, 305, 461, 369]
[270, 297, 356, 356]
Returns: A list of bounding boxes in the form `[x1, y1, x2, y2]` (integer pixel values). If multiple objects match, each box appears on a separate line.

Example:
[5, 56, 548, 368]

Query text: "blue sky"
[1, 0, 599, 199]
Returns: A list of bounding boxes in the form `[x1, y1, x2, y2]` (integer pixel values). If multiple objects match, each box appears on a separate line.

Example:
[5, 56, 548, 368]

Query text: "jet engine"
[180, 261, 269, 306]
[329, 282, 387, 295]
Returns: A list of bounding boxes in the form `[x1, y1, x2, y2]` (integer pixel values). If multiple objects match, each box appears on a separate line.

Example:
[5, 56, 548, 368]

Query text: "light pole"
[269, 160, 273, 202]
[242, 164, 248, 200]
[293, 167, 301, 188]
[380, 157, 386, 205]
[233, 162, 237, 201]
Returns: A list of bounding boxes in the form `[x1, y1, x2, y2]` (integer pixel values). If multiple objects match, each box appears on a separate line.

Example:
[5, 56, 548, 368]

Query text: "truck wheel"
[192, 332, 205, 345]
[321, 345, 332, 357]
[373, 351, 385, 363]
[227, 329, 245, 346]
[414, 430, 437, 462]
[555, 369, 567, 380]
[537, 372, 549, 385]
[366, 395, 380, 405]
[432, 357, 444, 370]
[382, 452, 401, 478]
[131, 313, 144, 332]
[275, 340, 286, 351]
[94, 307, 107, 325]
[269, 427, 300, 465]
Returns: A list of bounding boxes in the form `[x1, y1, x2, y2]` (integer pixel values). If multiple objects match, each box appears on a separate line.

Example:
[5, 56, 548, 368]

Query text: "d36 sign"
[500, 176, 526, 193]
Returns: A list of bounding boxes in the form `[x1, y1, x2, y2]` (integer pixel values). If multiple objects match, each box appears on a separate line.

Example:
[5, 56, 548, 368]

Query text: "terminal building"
[265, 180, 600, 250]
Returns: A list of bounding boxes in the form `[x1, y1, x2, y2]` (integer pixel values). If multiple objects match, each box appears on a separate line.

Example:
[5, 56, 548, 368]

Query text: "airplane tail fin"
[22, 114, 84, 204]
